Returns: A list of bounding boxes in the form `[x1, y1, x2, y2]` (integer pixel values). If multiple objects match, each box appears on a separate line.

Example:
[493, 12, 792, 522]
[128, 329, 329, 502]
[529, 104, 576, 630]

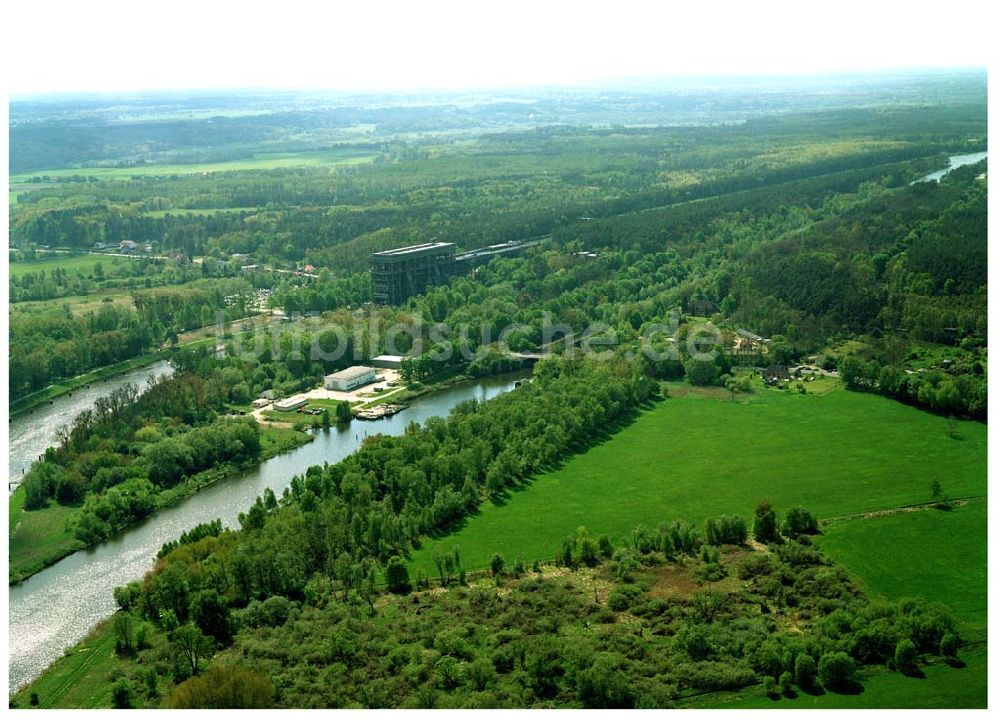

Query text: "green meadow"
[9, 254, 139, 279]
[411, 386, 987, 577]
[817, 499, 988, 631]
[9, 487, 85, 585]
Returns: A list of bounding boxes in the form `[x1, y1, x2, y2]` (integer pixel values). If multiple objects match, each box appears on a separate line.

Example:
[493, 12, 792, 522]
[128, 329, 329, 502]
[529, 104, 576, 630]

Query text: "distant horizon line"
[9, 65, 987, 103]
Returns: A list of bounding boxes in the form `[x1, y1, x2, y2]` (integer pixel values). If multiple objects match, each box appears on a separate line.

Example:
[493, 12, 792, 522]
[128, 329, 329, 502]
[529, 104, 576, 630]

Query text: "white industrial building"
[325, 366, 377, 391]
[274, 395, 308, 412]
[372, 354, 405, 369]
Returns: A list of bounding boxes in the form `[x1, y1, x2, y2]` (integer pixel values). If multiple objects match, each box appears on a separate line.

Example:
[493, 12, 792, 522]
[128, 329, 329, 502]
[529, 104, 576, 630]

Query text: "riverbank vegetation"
[8, 373, 313, 584]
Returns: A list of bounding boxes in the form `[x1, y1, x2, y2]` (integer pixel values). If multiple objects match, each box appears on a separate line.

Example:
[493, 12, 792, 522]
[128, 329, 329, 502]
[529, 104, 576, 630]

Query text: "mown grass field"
[688, 645, 987, 709]
[817, 499, 988, 631]
[299, 397, 365, 410]
[411, 385, 987, 577]
[258, 425, 313, 458]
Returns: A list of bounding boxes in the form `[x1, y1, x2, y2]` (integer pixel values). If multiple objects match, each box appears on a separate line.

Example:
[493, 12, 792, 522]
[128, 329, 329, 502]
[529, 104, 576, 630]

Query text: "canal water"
[913, 151, 987, 184]
[8, 372, 524, 691]
[8, 360, 175, 490]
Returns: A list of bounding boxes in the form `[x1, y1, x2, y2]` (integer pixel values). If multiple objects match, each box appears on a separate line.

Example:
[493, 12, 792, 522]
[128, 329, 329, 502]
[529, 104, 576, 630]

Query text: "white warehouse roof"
[325, 365, 376, 381]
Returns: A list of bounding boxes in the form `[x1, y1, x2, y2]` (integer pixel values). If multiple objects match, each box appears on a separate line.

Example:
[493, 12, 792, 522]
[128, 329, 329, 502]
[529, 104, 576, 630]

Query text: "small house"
[762, 365, 790, 387]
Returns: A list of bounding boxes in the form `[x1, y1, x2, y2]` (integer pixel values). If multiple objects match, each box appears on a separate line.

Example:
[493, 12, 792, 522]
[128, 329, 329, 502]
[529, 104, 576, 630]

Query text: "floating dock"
[355, 403, 409, 421]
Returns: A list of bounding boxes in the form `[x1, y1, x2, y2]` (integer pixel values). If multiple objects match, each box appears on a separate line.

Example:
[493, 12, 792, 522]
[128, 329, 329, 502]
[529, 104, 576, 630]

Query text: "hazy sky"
[6, 0, 992, 95]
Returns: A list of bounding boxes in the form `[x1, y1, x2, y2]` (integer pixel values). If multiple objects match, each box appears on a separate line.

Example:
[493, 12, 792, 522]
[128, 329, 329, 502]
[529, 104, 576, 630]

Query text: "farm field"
[817, 499, 988, 631]
[9, 148, 378, 184]
[411, 385, 987, 577]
